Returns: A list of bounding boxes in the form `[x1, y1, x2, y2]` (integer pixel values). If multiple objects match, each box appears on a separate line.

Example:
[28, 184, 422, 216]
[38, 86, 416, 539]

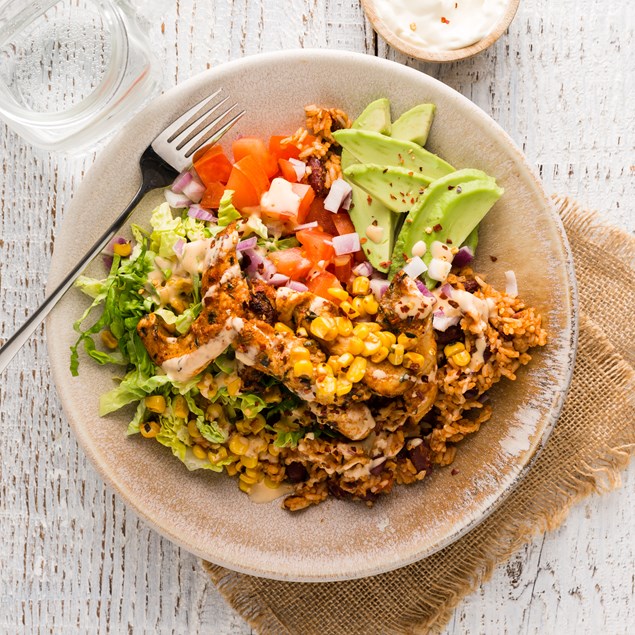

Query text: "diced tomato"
[278, 159, 298, 183]
[305, 197, 337, 234]
[225, 165, 259, 210]
[290, 183, 315, 223]
[234, 155, 270, 198]
[193, 146, 233, 186]
[268, 135, 302, 161]
[269, 248, 313, 281]
[200, 181, 225, 209]
[332, 254, 353, 284]
[306, 271, 342, 301]
[233, 137, 278, 178]
[332, 212, 356, 236]
[296, 228, 335, 264]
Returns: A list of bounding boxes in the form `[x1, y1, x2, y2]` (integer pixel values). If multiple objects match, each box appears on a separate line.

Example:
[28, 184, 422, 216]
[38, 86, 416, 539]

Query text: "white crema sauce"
[372, 0, 508, 51]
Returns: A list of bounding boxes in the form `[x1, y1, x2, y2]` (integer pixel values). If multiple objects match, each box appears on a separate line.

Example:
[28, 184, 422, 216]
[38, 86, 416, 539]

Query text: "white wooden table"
[1, 1, 633, 632]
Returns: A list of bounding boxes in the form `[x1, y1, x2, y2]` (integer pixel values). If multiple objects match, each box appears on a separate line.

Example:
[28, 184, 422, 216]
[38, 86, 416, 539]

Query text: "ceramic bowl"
[47, 49, 577, 582]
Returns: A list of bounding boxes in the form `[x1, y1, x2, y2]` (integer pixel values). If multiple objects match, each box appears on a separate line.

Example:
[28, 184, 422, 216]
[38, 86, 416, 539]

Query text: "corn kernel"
[264, 477, 281, 489]
[338, 352, 354, 368]
[379, 331, 397, 348]
[351, 296, 367, 317]
[362, 294, 379, 315]
[327, 356, 342, 373]
[244, 467, 262, 480]
[388, 344, 405, 366]
[145, 395, 166, 414]
[100, 330, 118, 349]
[293, 360, 313, 378]
[346, 357, 367, 383]
[366, 322, 382, 333]
[240, 473, 258, 486]
[140, 421, 161, 438]
[229, 435, 249, 456]
[227, 376, 242, 396]
[339, 301, 360, 319]
[371, 346, 389, 363]
[226, 463, 239, 477]
[316, 363, 334, 378]
[403, 352, 426, 370]
[206, 403, 223, 421]
[452, 350, 472, 367]
[113, 241, 132, 257]
[235, 418, 252, 435]
[208, 447, 228, 463]
[192, 444, 208, 460]
[362, 334, 382, 356]
[268, 443, 282, 457]
[290, 346, 311, 363]
[352, 276, 370, 296]
[328, 287, 349, 302]
[353, 323, 371, 340]
[173, 395, 189, 419]
[250, 414, 266, 434]
[296, 326, 308, 337]
[335, 316, 353, 336]
[444, 342, 466, 358]
[310, 316, 338, 341]
[274, 322, 293, 334]
[336, 377, 353, 396]
[187, 420, 199, 437]
[240, 455, 259, 469]
[238, 480, 253, 493]
[347, 336, 365, 356]
[316, 375, 337, 402]
[398, 332, 418, 350]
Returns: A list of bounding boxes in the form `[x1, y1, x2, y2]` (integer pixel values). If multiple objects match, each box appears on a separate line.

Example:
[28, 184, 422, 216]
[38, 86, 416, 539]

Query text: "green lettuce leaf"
[217, 191, 241, 226]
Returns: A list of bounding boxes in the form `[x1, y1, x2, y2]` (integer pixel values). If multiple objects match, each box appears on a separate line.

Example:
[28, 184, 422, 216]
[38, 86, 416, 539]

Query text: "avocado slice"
[391, 104, 436, 146]
[389, 169, 503, 285]
[333, 129, 454, 181]
[343, 164, 431, 213]
[341, 100, 397, 273]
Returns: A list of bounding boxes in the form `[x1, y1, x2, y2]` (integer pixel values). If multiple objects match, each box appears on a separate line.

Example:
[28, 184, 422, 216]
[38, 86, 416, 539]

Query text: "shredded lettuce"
[273, 429, 305, 448]
[154, 302, 202, 335]
[246, 215, 268, 239]
[218, 190, 242, 226]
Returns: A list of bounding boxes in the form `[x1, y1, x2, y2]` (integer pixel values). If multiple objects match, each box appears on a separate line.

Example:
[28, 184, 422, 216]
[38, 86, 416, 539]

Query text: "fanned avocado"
[343, 164, 431, 213]
[391, 104, 436, 145]
[341, 99, 397, 273]
[389, 169, 503, 286]
[333, 129, 454, 181]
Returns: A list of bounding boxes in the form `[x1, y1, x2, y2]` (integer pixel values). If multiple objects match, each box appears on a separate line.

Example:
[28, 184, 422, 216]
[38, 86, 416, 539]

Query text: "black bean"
[463, 279, 479, 293]
[306, 156, 327, 196]
[408, 442, 432, 473]
[435, 324, 463, 346]
[286, 462, 308, 483]
[370, 459, 386, 475]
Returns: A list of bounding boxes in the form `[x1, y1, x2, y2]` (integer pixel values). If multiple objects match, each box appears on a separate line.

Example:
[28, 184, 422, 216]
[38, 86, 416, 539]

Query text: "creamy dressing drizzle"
[248, 481, 294, 504]
[372, 0, 508, 51]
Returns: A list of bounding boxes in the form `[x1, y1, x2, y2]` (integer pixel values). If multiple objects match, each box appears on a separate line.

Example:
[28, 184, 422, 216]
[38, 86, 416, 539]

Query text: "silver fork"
[0, 90, 244, 374]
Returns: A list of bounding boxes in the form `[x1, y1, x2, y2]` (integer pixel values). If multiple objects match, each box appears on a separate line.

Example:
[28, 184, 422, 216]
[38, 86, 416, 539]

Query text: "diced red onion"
[341, 190, 352, 211]
[453, 245, 474, 268]
[182, 178, 206, 204]
[505, 270, 518, 297]
[332, 232, 360, 256]
[286, 280, 308, 292]
[440, 283, 454, 298]
[165, 189, 193, 209]
[187, 205, 216, 222]
[324, 178, 353, 213]
[352, 261, 373, 277]
[268, 273, 290, 287]
[237, 236, 258, 251]
[403, 256, 427, 279]
[171, 170, 193, 194]
[173, 238, 185, 258]
[244, 248, 277, 281]
[288, 158, 306, 180]
[370, 278, 390, 300]
[293, 221, 319, 231]
[432, 310, 460, 332]
[415, 281, 435, 298]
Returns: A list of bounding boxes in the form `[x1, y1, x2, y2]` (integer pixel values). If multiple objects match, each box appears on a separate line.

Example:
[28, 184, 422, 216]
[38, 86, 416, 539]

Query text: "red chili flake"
[360, 237, 368, 244]
[490, 255, 498, 262]
[433, 223, 443, 232]
[441, 16, 450, 24]
[380, 260, 392, 268]
[398, 153, 404, 165]
[367, 195, 373, 204]
[406, 218, 413, 224]
[451, 468, 459, 476]
[408, 171, 414, 176]
[448, 185, 455, 190]
[161, 22, 166, 34]
[390, 193, 397, 200]
[446, 238, 453, 244]
[382, 168, 388, 174]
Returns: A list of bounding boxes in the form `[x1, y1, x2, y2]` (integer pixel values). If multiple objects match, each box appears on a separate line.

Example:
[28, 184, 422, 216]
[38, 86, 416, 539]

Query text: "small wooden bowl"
[362, 0, 520, 63]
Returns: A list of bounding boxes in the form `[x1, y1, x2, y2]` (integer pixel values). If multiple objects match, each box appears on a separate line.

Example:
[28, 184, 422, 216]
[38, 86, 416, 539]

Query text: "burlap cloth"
[203, 197, 635, 635]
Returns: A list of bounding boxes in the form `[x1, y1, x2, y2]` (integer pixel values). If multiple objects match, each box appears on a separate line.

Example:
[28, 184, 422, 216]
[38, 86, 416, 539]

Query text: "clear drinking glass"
[0, 0, 160, 150]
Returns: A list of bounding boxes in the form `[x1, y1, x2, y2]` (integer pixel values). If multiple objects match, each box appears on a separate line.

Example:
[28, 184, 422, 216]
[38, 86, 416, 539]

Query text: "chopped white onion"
[411, 240, 427, 257]
[427, 257, 452, 282]
[324, 178, 353, 213]
[165, 189, 192, 209]
[433, 311, 460, 332]
[402, 256, 428, 279]
[430, 240, 453, 262]
[293, 221, 319, 231]
[352, 261, 374, 277]
[370, 278, 390, 300]
[332, 232, 360, 255]
[182, 178, 206, 203]
[171, 170, 193, 194]
[288, 158, 306, 181]
[505, 270, 518, 297]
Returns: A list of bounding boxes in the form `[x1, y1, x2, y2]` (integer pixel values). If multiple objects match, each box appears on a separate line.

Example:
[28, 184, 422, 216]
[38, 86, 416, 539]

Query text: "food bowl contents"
[369, 0, 509, 51]
[71, 99, 546, 511]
